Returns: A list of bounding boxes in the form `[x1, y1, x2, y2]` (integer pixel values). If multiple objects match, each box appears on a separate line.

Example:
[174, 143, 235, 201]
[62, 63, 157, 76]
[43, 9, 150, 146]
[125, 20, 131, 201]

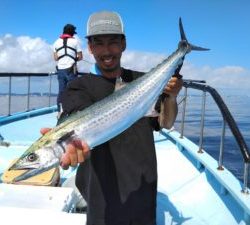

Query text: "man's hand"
[162, 74, 183, 98]
[158, 74, 183, 129]
[40, 128, 90, 170]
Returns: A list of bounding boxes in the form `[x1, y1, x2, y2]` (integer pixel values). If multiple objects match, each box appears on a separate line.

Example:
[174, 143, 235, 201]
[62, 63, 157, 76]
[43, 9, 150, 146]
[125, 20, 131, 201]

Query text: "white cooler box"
[0, 183, 77, 212]
[0, 183, 86, 225]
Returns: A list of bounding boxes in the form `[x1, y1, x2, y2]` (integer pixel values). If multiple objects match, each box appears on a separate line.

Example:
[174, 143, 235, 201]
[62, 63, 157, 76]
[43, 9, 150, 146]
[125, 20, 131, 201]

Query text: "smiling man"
[57, 11, 183, 225]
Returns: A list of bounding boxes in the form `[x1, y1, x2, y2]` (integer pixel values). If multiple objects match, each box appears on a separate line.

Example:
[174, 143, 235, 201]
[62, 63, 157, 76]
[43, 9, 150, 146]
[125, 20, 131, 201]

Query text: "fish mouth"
[9, 163, 40, 171]
[9, 158, 60, 182]
[13, 168, 44, 182]
[12, 163, 59, 182]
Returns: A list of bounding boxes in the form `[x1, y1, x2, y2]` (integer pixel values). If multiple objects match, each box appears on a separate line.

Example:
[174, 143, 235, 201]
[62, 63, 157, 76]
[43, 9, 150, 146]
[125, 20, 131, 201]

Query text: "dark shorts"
[113, 218, 156, 225]
[86, 211, 156, 225]
[87, 218, 156, 225]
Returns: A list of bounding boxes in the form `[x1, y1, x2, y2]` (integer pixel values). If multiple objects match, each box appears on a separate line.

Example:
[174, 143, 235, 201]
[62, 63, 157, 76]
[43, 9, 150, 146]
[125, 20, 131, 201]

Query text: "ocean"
[0, 88, 249, 183]
[175, 89, 250, 182]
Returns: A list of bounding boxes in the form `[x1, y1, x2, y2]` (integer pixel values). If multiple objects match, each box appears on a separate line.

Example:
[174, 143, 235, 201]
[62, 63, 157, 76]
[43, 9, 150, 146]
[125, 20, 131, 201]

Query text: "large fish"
[9, 18, 209, 182]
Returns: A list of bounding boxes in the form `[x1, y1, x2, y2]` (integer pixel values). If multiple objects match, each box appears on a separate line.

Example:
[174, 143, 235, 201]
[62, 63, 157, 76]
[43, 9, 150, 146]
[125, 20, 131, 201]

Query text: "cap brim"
[85, 33, 124, 38]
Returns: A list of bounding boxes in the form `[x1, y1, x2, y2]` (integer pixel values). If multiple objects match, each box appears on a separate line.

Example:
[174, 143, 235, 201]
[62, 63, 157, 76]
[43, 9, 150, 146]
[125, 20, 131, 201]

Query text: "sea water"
[175, 88, 250, 182]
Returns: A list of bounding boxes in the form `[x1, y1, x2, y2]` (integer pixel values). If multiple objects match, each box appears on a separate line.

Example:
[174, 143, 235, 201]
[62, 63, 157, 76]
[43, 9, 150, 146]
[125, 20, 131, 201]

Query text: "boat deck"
[155, 135, 245, 225]
[0, 112, 248, 224]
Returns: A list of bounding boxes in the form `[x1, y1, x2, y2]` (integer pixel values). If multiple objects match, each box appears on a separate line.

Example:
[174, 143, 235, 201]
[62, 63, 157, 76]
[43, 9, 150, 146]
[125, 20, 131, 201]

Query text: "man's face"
[88, 34, 126, 74]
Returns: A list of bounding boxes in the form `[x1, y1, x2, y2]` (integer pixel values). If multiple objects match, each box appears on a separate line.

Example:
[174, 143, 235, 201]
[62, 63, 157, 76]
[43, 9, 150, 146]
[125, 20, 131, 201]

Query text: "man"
[44, 11, 183, 225]
[53, 24, 83, 112]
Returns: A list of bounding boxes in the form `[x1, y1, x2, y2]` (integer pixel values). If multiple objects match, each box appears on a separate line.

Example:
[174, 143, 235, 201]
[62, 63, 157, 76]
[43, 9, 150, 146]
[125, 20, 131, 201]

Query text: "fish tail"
[179, 17, 210, 51]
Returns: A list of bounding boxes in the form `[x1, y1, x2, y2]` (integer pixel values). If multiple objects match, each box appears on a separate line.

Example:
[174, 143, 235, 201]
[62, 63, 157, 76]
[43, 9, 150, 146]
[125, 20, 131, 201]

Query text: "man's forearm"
[158, 95, 178, 129]
[77, 52, 83, 61]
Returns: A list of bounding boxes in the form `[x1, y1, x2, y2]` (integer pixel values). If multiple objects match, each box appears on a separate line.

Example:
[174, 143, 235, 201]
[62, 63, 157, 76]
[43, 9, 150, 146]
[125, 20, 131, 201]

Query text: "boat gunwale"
[161, 129, 250, 217]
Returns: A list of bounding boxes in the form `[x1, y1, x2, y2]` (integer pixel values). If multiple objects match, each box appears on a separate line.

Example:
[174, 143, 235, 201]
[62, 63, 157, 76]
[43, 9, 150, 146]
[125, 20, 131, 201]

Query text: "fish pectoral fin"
[57, 130, 75, 144]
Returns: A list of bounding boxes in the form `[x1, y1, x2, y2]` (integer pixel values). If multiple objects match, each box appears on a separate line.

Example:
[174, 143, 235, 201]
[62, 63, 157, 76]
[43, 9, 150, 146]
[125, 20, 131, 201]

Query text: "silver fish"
[9, 18, 209, 182]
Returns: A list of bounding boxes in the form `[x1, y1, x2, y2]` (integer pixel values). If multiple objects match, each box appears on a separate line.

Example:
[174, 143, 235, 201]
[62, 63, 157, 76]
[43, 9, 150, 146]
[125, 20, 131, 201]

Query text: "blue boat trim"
[0, 106, 57, 126]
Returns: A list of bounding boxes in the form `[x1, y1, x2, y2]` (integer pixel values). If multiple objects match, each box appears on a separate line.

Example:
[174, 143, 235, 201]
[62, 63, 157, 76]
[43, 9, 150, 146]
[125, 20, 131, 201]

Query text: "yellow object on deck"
[2, 159, 60, 186]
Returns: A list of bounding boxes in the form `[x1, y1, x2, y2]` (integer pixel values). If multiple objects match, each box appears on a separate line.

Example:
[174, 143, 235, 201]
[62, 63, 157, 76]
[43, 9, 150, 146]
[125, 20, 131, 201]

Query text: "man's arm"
[158, 75, 183, 129]
[53, 52, 58, 61]
[77, 51, 83, 61]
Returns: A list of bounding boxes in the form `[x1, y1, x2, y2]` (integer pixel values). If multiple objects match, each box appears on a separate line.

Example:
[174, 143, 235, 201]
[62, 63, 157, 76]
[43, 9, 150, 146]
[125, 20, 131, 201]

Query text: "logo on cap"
[86, 11, 124, 37]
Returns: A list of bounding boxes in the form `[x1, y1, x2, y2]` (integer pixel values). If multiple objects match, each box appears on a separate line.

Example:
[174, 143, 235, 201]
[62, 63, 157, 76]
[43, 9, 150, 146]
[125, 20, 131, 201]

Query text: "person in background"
[43, 11, 183, 225]
[53, 24, 83, 113]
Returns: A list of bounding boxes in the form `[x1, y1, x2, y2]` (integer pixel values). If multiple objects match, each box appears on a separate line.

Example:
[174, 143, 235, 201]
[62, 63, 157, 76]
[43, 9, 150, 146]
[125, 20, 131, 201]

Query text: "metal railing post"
[242, 162, 249, 194]
[8, 76, 12, 115]
[180, 87, 188, 138]
[48, 73, 52, 107]
[198, 90, 206, 153]
[218, 118, 226, 170]
[27, 76, 31, 111]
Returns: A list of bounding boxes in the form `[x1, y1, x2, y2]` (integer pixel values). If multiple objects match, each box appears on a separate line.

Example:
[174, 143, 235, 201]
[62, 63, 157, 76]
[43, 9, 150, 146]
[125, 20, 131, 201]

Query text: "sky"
[0, 0, 250, 92]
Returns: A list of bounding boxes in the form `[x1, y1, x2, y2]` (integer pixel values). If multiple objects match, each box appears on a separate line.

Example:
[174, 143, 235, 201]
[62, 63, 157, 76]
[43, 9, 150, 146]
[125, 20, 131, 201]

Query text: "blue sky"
[1, 0, 250, 91]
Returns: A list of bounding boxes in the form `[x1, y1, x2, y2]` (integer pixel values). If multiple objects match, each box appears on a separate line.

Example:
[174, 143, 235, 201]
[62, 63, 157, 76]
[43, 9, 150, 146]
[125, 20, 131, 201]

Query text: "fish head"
[9, 146, 60, 182]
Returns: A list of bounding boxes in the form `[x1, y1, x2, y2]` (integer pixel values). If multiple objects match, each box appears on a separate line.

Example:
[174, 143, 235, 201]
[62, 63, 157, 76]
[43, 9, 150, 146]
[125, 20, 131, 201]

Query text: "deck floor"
[155, 136, 245, 225]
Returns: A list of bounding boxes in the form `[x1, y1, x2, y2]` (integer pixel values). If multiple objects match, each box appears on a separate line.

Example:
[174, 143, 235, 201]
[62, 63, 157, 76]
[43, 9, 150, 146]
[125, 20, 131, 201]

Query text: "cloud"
[121, 50, 166, 72]
[0, 34, 55, 72]
[182, 63, 250, 90]
[121, 50, 250, 91]
[0, 34, 249, 91]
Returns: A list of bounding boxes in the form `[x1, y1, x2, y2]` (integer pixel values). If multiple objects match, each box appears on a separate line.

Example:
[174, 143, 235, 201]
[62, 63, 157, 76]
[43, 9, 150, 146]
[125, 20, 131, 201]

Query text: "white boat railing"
[0, 73, 249, 193]
[179, 79, 250, 193]
[0, 72, 90, 116]
[0, 72, 58, 116]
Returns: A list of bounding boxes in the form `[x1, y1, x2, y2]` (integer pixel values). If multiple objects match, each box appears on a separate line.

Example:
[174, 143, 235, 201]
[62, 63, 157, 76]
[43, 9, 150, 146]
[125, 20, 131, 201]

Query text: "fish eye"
[27, 153, 37, 162]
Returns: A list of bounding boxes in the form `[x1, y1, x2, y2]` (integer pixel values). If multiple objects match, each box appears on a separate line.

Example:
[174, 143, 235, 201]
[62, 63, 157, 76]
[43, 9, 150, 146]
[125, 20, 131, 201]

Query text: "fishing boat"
[0, 72, 249, 225]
